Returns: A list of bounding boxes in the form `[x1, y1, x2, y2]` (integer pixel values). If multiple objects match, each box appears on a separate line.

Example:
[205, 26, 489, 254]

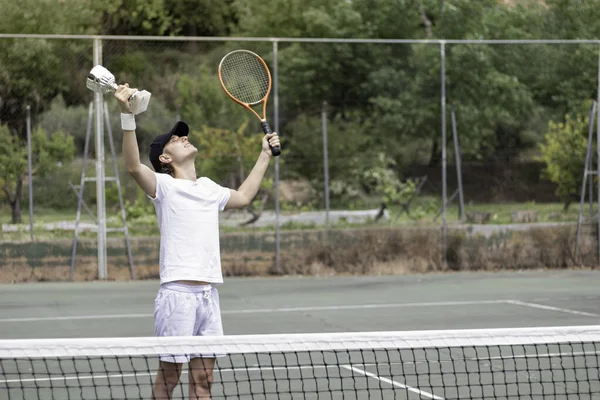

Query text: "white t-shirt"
[149, 173, 231, 284]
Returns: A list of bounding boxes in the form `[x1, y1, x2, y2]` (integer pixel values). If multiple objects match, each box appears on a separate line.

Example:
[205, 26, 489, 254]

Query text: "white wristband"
[121, 113, 136, 131]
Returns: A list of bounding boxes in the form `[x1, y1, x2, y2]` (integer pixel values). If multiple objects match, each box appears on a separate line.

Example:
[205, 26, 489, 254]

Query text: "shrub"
[539, 107, 591, 211]
[275, 226, 596, 276]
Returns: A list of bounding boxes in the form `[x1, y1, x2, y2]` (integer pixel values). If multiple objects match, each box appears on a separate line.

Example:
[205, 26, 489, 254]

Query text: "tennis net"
[1, 325, 599, 399]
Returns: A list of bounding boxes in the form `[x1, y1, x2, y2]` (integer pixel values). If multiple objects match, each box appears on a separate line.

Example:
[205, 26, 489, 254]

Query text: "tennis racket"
[218, 49, 281, 157]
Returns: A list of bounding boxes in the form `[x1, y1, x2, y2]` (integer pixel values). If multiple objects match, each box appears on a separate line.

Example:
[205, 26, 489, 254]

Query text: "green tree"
[0, 0, 103, 109]
[0, 39, 67, 138]
[539, 109, 591, 211]
[176, 68, 251, 132]
[233, 0, 546, 169]
[0, 125, 75, 223]
[0, 0, 103, 34]
[167, 0, 239, 37]
[189, 121, 275, 224]
[284, 112, 375, 190]
[233, 0, 331, 38]
[100, 0, 239, 40]
[366, 0, 541, 166]
[190, 121, 258, 186]
[99, 0, 172, 36]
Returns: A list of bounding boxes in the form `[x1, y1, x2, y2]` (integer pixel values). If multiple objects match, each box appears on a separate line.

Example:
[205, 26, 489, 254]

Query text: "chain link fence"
[1, 34, 600, 280]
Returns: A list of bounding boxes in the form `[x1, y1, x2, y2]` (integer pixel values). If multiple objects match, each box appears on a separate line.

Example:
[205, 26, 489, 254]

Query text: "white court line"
[3, 364, 446, 399]
[3, 298, 596, 323]
[506, 300, 600, 317]
[342, 365, 445, 400]
[4, 351, 599, 385]
[0, 314, 151, 322]
[0, 300, 510, 323]
[0, 363, 400, 384]
[1, 366, 309, 384]
[0, 365, 329, 385]
[1, 371, 158, 384]
[221, 300, 510, 314]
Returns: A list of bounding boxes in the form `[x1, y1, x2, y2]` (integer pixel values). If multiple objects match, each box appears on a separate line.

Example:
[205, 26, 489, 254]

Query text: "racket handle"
[261, 120, 281, 157]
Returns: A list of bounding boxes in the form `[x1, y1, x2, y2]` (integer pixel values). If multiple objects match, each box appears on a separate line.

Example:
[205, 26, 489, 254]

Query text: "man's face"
[160, 135, 197, 166]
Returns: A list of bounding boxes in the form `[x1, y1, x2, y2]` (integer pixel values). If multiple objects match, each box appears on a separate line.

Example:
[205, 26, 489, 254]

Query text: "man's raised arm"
[225, 133, 280, 209]
[115, 84, 157, 198]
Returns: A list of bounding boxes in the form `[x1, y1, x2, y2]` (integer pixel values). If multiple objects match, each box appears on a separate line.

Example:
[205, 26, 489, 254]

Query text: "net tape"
[2, 325, 600, 358]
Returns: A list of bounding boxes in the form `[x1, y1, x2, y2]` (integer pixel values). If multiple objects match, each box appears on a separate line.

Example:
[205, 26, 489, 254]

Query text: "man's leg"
[188, 357, 216, 399]
[153, 283, 197, 399]
[153, 361, 183, 400]
[189, 286, 223, 399]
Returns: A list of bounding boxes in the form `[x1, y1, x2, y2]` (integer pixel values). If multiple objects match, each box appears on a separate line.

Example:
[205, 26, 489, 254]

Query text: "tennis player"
[115, 84, 280, 399]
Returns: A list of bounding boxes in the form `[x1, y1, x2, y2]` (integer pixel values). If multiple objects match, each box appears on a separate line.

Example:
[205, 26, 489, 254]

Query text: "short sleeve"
[148, 172, 174, 201]
[200, 177, 231, 211]
[217, 185, 231, 211]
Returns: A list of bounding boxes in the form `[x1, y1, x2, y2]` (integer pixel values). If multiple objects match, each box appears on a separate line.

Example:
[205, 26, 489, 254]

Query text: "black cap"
[149, 121, 190, 172]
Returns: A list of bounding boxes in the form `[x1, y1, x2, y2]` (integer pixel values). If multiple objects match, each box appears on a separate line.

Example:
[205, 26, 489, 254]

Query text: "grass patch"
[0, 199, 591, 243]
[387, 197, 591, 225]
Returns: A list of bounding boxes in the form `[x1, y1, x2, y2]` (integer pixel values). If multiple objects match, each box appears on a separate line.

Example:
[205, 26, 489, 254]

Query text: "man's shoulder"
[155, 172, 177, 188]
[156, 172, 175, 180]
[197, 176, 227, 188]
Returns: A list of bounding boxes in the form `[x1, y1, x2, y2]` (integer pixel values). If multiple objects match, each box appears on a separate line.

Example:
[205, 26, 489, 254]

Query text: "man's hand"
[114, 83, 138, 114]
[262, 133, 281, 157]
[226, 132, 281, 210]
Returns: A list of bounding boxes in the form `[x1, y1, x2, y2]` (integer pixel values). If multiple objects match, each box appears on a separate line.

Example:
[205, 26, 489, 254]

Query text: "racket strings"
[223, 57, 267, 103]
[220, 51, 270, 105]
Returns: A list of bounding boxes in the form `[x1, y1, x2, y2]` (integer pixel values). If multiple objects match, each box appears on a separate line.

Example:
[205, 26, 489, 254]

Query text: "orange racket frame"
[218, 50, 280, 156]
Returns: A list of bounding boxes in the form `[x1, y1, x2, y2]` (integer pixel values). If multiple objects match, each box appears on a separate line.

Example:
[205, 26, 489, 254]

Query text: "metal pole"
[596, 45, 600, 267]
[589, 145, 594, 218]
[589, 99, 596, 223]
[94, 38, 107, 279]
[70, 102, 94, 281]
[26, 105, 34, 241]
[576, 100, 596, 262]
[451, 104, 465, 221]
[441, 42, 447, 268]
[322, 101, 330, 233]
[273, 40, 281, 274]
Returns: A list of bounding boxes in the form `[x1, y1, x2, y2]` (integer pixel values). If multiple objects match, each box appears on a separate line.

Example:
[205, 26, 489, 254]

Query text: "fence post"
[441, 41, 447, 268]
[596, 44, 600, 266]
[451, 104, 465, 221]
[273, 40, 281, 274]
[93, 37, 107, 279]
[322, 101, 330, 234]
[26, 105, 34, 241]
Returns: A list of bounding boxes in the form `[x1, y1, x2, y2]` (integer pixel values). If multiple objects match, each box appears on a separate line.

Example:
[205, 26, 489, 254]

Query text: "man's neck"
[173, 165, 197, 181]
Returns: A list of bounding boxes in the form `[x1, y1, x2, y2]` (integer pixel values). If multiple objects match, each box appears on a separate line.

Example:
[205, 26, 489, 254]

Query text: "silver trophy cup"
[86, 65, 151, 115]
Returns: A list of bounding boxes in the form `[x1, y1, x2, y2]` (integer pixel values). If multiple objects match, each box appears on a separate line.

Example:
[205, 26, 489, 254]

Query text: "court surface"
[1, 269, 599, 399]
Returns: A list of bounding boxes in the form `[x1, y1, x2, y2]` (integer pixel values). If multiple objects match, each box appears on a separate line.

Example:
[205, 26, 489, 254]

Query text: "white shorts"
[154, 282, 223, 363]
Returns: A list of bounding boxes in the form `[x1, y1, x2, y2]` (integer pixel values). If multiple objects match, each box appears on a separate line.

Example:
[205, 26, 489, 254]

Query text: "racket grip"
[261, 120, 281, 157]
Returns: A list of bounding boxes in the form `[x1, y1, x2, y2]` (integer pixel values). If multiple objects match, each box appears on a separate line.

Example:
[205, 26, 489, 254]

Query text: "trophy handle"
[129, 90, 151, 115]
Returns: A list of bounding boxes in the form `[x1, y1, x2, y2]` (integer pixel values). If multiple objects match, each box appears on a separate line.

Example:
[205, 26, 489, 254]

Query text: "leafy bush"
[124, 187, 155, 222]
[274, 225, 593, 277]
[539, 107, 591, 210]
[0, 124, 75, 221]
[37, 96, 90, 153]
